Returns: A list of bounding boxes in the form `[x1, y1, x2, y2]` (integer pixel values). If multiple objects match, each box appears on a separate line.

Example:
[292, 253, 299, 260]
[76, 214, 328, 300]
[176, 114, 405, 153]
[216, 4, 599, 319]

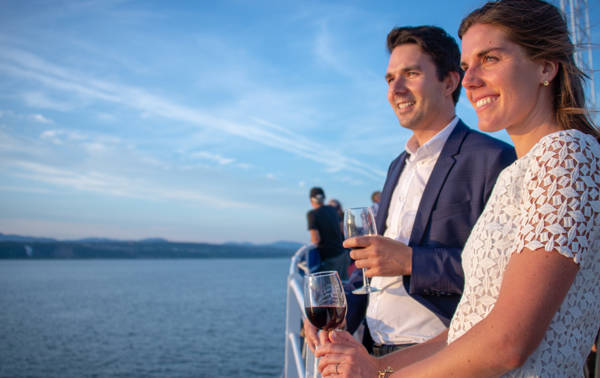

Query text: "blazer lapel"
[409, 121, 469, 245]
[376, 152, 408, 235]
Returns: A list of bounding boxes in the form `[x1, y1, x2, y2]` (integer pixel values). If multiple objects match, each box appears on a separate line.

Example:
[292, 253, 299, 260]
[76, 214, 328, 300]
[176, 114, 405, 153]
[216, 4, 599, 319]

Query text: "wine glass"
[304, 271, 347, 331]
[304, 271, 347, 378]
[343, 207, 378, 294]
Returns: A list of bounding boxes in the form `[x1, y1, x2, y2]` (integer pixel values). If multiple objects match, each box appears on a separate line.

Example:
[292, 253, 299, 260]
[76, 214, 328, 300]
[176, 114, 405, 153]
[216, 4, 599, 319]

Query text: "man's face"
[385, 44, 449, 132]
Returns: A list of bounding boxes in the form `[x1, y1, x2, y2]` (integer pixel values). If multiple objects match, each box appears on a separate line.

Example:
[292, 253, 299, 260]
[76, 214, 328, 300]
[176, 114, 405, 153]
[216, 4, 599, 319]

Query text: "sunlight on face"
[386, 44, 453, 134]
[460, 23, 545, 136]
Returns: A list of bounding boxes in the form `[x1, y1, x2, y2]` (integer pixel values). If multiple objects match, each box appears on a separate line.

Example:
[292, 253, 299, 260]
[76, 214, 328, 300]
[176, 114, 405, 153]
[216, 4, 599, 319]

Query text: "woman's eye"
[483, 55, 499, 63]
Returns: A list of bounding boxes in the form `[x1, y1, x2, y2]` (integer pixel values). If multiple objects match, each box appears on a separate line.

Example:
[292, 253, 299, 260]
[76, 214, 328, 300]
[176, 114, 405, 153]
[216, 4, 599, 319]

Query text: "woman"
[315, 0, 600, 376]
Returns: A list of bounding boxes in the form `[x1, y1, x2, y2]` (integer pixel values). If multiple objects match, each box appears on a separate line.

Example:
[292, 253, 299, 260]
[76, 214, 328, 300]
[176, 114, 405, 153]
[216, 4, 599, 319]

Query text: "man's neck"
[411, 114, 456, 148]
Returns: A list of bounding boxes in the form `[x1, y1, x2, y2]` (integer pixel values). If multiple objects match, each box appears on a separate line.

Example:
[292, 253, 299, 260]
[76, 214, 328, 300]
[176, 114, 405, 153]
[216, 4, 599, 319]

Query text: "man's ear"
[444, 71, 461, 98]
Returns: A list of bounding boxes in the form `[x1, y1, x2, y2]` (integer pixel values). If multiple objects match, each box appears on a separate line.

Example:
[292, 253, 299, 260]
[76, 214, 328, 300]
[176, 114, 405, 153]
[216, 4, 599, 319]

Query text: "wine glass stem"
[362, 268, 370, 289]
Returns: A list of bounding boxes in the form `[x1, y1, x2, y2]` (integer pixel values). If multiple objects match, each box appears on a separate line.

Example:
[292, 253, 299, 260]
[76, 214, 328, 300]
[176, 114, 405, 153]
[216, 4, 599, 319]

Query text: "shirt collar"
[405, 116, 459, 161]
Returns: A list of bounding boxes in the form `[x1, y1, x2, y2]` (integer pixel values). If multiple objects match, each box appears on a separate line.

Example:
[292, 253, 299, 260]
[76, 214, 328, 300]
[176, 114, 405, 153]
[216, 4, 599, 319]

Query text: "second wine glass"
[343, 207, 378, 294]
[304, 270, 347, 331]
[303, 271, 347, 378]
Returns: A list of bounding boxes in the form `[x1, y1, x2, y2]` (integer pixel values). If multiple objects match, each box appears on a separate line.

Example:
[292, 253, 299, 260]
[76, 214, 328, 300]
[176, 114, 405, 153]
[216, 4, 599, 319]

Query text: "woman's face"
[460, 23, 546, 135]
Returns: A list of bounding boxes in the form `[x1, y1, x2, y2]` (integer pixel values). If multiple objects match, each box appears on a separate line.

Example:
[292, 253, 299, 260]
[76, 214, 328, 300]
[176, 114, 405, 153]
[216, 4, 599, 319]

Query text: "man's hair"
[309, 187, 325, 205]
[387, 25, 463, 104]
[371, 191, 381, 202]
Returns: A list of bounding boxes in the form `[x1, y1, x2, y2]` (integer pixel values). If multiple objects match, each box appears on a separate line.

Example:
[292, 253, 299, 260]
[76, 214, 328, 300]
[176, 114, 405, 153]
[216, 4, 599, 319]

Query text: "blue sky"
[0, 0, 598, 244]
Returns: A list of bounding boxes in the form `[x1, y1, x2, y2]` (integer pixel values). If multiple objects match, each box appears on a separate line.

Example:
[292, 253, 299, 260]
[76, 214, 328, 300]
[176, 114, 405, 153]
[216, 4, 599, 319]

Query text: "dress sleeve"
[515, 135, 600, 265]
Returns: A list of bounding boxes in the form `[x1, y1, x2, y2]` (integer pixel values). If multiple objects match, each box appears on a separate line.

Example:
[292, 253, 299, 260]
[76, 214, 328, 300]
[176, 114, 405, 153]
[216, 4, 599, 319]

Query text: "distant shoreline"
[0, 240, 298, 259]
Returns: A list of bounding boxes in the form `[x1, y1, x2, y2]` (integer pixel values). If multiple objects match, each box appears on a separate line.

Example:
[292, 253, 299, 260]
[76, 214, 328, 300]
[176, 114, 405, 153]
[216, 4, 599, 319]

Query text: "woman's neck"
[509, 121, 562, 158]
[506, 91, 561, 158]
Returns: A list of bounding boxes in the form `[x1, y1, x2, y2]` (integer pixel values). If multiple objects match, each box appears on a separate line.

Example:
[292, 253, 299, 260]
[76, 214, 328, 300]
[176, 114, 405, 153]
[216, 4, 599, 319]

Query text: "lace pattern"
[447, 130, 600, 377]
[515, 135, 600, 265]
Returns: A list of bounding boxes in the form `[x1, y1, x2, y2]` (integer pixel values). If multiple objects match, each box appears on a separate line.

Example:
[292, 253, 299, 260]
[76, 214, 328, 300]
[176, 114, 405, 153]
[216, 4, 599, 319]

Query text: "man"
[306, 26, 515, 357]
[370, 191, 381, 217]
[306, 187, 348, 280]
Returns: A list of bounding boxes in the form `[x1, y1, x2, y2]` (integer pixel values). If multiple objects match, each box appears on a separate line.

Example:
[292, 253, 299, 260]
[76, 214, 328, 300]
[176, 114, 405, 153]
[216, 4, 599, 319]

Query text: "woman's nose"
[462, 66, 481, 89]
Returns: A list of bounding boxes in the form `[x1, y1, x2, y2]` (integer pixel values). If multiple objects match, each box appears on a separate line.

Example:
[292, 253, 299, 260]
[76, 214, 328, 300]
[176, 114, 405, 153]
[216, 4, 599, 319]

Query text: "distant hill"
[0, 233, 57, 242]
[0, 234, 303, 259]
[224, 240, 303, 250]
[267, 241, 304, 250]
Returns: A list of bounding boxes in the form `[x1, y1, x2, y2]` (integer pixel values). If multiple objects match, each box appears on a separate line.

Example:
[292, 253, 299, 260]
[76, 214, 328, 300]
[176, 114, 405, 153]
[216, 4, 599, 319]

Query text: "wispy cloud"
[0, 45, 386, 181]
[22, 91, 75, 111]
[30, 113, 53, 124]
[40, 129, 96, 145]
[189, 151, 235, 165]
[6, 160, 254, 209]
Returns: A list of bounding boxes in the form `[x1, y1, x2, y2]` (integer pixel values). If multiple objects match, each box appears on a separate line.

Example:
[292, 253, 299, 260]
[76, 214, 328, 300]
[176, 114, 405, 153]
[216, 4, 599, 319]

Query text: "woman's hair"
[458, 0, 599, 140]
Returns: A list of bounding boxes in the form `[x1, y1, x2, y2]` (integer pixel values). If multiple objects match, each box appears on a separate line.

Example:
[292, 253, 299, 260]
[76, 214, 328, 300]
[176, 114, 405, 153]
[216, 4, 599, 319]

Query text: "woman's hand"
[315, 330, 379, 377]
[303, 319, 320, 353]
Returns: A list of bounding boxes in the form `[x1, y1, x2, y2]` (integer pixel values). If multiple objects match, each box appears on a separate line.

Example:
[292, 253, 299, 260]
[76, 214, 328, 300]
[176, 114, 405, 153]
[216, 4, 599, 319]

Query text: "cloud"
[189, 151, 235, 165]
[96, 112, 116, 122]
[23, 91, 75, 111]
[6, 160, 254, 209]
[40, 129, 89, 145]
[0, 185, 53, 194]
[0, 46, 386, 181]
[30, 114, 53, 124]
[2, 126, 251, 208]
[40, 130, 63, 144]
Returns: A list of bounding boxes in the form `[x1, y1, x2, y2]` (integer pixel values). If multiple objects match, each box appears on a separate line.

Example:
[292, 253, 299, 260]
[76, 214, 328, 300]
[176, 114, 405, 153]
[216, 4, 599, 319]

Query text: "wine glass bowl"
[304, 271, 347, 331]
[343, 207, 378, 294]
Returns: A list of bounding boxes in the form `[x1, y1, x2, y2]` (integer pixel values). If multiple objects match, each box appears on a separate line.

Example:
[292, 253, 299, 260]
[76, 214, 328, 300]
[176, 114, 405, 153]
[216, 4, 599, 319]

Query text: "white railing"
[283, 244, 317, 378]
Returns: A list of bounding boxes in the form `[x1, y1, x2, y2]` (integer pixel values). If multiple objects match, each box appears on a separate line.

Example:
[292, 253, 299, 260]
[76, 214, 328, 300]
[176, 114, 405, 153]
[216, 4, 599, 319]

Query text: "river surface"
[0, 258, 289, 377]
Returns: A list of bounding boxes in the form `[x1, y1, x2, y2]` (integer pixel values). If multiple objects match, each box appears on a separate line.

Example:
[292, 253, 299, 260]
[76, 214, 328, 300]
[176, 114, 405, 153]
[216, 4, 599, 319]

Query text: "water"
[0, 258, 290, 377]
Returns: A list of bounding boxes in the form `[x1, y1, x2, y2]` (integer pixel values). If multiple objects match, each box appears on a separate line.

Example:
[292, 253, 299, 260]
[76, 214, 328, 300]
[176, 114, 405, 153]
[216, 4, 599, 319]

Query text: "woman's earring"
[543, 80, 549, 86]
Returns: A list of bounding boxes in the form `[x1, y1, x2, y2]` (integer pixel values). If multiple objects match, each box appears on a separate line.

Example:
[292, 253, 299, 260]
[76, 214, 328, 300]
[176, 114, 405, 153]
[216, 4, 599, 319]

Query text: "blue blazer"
[375, 120, 516, 325]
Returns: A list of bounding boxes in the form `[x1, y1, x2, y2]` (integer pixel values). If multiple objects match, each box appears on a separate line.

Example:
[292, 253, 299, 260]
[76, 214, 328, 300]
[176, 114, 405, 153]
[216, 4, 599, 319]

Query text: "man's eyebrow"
[385, 65, 422, 79]
[402, 64, 422, 72]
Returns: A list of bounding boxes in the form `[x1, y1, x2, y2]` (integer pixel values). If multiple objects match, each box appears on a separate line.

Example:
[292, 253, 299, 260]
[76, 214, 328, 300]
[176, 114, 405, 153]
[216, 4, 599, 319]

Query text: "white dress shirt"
[366, 117, 458, 345]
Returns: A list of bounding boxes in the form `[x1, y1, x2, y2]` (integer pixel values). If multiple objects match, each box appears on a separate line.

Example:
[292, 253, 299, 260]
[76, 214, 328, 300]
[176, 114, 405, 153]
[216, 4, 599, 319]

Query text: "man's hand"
[344, 235, 412, 277]
[315, 330, 379, 377]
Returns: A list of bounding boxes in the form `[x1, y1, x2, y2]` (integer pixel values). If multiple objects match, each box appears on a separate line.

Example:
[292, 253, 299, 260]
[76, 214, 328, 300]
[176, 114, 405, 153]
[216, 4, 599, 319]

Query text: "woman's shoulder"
[529, 129, 600, 160]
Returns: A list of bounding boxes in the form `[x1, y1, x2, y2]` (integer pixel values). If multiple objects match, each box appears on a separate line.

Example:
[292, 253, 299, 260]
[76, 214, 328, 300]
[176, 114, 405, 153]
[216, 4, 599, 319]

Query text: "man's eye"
[406, 71, 419, 78]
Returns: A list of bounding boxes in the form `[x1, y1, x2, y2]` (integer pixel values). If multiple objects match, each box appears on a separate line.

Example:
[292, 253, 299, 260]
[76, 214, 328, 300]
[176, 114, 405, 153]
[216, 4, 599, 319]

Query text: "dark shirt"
[307, 205, 344, 260]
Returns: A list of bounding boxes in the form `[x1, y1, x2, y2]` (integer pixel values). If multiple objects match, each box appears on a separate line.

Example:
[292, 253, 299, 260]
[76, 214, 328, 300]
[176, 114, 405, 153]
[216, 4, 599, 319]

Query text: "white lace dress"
[447, 129, 600, 377]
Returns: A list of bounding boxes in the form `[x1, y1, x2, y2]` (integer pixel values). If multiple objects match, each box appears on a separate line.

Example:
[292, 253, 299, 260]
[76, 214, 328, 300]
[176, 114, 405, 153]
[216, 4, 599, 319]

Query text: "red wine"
[305, 305, 346, 330]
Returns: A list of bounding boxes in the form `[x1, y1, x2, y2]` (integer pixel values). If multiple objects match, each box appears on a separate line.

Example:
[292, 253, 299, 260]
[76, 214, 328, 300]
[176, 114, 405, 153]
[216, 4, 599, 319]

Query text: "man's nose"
[391, 77, 407, 93]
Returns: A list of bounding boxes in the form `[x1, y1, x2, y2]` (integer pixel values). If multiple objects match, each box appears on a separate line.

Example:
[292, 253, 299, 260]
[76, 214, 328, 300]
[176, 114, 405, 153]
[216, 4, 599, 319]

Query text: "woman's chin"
[477, 120, 504, 134]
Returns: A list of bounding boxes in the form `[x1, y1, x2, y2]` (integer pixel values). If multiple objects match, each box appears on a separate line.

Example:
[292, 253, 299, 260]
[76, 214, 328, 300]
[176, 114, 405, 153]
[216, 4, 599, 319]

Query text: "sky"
[0, 0, 598, 244]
